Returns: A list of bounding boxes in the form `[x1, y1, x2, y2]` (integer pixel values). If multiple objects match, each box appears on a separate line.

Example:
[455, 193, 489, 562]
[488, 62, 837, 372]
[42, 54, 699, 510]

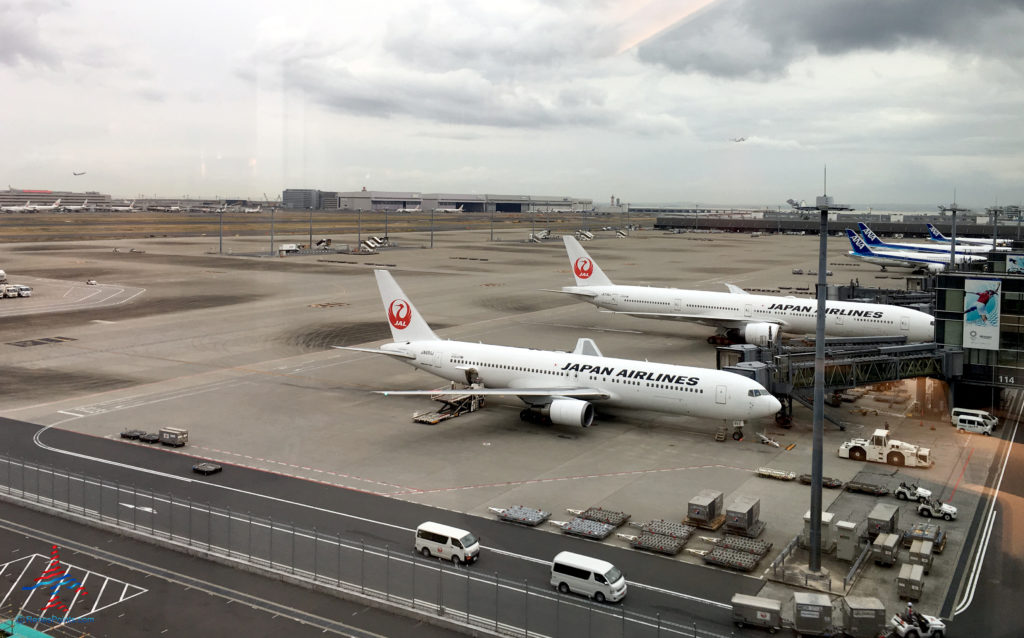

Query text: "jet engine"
[521, 398, 595, 427]
[925, 263, 946, 274]
[729, 322, 779, 346]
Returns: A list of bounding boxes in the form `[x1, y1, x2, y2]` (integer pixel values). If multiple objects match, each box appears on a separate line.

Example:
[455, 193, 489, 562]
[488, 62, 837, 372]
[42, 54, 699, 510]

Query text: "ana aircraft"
[0, 201, 32, 213]
[61, 199, 89, 212]
[336, 270, 781, 435]
[858, 223, 989, 254]
[926, 223, 1011, 249]
[29, 199, 61, 212]
[845, 229, 984, 272]
[551, 236, 934, 345]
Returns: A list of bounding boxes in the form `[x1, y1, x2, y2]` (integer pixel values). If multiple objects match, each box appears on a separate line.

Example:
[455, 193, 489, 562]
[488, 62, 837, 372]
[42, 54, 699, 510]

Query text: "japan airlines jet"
[395, 205, 421, 213]
[434, 205, 463, 213]
[926, 223, 1011, 250]
[110, 200, 136, 212]
[335, 270, 781, 432]
[29, 199, 61, 212]
[552, 236, 934, 345]
[858, 223, 989, 254]
[845, 229, 984, 272]
[61, 199, 89, 212]
[0, 201, 32, 212]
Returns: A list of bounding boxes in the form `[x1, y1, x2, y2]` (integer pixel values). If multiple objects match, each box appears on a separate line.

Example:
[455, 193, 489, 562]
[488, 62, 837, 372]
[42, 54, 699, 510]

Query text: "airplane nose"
[767, 395, 782, 415]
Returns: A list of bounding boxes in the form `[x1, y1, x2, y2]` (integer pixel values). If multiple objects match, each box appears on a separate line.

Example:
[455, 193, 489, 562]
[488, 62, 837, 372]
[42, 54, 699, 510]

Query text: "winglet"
[562, 236, 614, 287]
[846, 229, 874, 255]
[374, 270, 439, 342]
[724, 284, 749, 295]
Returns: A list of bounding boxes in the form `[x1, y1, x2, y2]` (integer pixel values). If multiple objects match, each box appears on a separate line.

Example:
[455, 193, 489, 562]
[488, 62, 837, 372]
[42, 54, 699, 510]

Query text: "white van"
[550, 551, 627, 603]
[414, 522, 480, 565]
[955, 414, 993, 435]
[950, 408, 998, 430]
[14, 285, 32, 297]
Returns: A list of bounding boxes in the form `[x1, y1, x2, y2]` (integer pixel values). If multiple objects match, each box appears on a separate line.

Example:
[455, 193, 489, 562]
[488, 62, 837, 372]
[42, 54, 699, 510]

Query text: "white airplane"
[395, 205, 421, 213]
[0, 200, 32, 212]
[552, 236, 934, 345]
[926, 223, 1011, 249]
[28, 199, 61, 212]
[61, 199, 89, 212]
[858, 223, 990, 254]
[335, 270, 781, 435]
[243, 204, 262, 213]
[110, 200, 136, 212]
[845, 229, 984, 273]
[434, 204, 464, 213]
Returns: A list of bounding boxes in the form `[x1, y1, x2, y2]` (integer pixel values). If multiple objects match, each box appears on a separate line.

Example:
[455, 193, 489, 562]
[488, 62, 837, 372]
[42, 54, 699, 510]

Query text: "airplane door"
[744, 304, 752, 318]
[900, 316, 910, 333]
[598, 292, 618, 308]
[674, 298, 683, 312]
[715, 385, 727, 404]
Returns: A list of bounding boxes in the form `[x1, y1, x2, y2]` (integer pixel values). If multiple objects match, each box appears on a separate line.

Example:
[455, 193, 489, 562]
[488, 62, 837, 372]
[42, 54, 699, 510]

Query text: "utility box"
[688, 490, 723, 523]
[802, 510, 837, 553]
[897, 563, 925, 601]
[867, 503, 900, 539]
[836, 519, 865, 562]
[907, 539, 934, 574]
[871, 533, 900, 567]
[840, 597, 887, 638]
[730, 594, 782, 633]
[725, 496, 764, 537]
[793, 592, 833, 636]
[158, 427, 189, 447]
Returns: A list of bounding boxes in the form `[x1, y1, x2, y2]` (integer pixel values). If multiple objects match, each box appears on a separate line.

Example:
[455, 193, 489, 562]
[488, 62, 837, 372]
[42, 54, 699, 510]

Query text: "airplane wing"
[724, 284, 749, 295]
[376, 387, 611, 400]
[599, 310, 786, 329]
[332, 346, 416, 360]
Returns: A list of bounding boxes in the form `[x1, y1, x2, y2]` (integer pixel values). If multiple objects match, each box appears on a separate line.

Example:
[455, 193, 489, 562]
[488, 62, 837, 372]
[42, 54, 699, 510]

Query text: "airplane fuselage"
[561, 285, 934, 342]
[379, 339, 780, 421]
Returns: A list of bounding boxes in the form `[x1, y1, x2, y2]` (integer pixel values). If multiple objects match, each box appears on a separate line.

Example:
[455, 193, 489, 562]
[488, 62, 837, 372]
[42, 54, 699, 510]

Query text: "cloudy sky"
[2, 0, 1022, 207]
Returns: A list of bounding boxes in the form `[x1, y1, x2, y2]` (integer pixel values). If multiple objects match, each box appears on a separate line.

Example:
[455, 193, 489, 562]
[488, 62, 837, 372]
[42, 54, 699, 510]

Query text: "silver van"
[950, 408, 998, 430]
[550, 551, 626, 603]
[955, 414, 993, 435]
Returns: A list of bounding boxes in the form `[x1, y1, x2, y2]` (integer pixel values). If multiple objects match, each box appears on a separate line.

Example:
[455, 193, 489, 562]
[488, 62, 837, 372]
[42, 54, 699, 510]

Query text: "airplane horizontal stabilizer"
[332, 346, 416, 359]
[540, 288, 599, 298]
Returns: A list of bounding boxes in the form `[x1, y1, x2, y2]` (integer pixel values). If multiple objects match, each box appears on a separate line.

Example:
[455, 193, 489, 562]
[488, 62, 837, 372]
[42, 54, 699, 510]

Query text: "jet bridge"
[718, 338, 963, 428]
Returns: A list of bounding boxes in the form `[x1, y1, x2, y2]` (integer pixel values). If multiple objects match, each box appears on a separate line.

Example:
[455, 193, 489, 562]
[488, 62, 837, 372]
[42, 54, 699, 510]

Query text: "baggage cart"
[731, 593, 782, 634]
[907, 539, 934, 573]
[549, 517, 615, 540]
[839, 596, 887, 638]
[897, 564, 925, 601]
[488, 505, 550, 526]
[793, 592, 833, 636]
[617, 531, 687, 555]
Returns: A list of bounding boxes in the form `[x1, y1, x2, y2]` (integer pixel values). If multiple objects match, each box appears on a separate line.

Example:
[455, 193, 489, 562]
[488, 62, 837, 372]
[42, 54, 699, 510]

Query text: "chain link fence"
[1, 454, 729, 638]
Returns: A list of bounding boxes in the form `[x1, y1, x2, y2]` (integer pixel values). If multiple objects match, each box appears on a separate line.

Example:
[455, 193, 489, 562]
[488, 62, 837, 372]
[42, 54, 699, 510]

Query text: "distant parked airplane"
[845, 229, 984, 272]
[61, 199, 89, 212]
[72, 171, 86, 176]
[434, 204, 464, 213]
[0, 201, 32, 212]
[858, 223, 989, 254]
[29, 199, 62, 212]
[395, 205, 421, 213]
[926, 223, 1011, 249]
[110, 200, 136, 212]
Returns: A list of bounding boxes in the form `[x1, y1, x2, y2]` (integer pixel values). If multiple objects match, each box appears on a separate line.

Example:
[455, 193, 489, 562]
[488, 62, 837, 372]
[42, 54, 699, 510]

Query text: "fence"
[0, 454, 732, 638]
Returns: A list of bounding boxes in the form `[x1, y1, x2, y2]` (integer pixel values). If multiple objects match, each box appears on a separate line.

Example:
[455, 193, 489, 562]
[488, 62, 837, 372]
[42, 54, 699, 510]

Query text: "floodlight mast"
[942, 191, 969, 272]
[796, 166, 852, 573]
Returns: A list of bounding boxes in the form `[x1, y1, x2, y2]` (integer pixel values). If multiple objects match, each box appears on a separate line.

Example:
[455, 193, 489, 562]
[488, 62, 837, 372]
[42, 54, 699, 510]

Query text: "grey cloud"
[0, 0, 66, 68]
[639, 0, 1024, 79]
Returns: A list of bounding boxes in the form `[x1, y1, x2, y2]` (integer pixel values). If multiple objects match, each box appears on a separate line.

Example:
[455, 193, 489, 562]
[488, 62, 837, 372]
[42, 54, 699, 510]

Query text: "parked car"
[119, 429, 145, 440]
[139, 432, 160, 444]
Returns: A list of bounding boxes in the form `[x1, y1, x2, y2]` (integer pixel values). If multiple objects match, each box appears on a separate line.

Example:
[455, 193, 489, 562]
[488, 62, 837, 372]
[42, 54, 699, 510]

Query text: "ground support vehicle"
[845, 480, 889, 496]
[488, 505, 550, 526]
[568, 506, 630, 527]
[903, 522, 946, 553]
[617, 531, 687, 555]
[159, 427, 188, 447]
[917, 499, 957, 521]
[549, 517, 616, 540]
[838, 429, 932, 468]
[139, 432, 159, 443]
[192, 462, 222, 475]
[894, 482, 932, 503]
[120, 429, 145, 440]
[731, 593, 782, 634]
[890, 610, 946, 637]
[799, 474, 843, 488]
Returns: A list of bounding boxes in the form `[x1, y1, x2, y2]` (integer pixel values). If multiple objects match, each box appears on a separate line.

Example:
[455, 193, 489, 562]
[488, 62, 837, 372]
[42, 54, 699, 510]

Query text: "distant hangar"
[283, 188, 593, 213]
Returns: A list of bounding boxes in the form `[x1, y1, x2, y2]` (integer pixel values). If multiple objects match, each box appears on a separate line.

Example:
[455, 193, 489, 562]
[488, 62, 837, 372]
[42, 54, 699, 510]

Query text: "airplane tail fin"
[53, 199, 61, 207]
[857, 222, 885, 246]
[562, 236, 613, 287]
[926, 223, 947, 242]
[846, 229, 874, 255]
[374, 270, 439, 342]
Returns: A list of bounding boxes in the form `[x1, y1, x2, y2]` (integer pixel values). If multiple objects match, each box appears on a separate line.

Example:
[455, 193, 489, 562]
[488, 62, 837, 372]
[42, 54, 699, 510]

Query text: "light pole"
[270, 206, 276, 256]
[430, 208, 434, 249]
[489, 206, 494, 242]
[219, 209, 224, 254]
[943, 197, 968, 272]
[309, 208, 313, 248]
[796, 170, 851, 574]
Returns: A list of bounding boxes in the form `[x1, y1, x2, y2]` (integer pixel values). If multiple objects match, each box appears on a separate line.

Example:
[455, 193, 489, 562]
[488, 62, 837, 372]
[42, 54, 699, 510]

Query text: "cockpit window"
[748, 389, 766, 397]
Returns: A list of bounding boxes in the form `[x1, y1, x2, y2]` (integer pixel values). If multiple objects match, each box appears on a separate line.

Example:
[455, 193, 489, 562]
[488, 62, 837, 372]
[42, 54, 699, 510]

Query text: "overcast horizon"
[2, 0, 1022, 208]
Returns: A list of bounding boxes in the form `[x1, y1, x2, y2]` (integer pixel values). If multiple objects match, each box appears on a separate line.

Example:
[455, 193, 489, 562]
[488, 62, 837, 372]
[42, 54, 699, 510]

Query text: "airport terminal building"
[282, 188, 592, 213]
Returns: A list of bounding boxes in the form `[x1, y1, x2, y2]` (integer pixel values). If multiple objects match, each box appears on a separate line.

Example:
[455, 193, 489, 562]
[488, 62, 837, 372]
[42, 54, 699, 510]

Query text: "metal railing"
[0, 454, 730, 638]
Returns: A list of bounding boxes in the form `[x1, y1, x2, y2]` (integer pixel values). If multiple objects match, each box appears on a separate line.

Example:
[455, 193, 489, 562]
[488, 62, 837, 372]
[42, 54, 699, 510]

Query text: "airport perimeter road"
[1, 416, 759, 633]
[950, 417, 1024, 638]
[0, 503, 460, 638]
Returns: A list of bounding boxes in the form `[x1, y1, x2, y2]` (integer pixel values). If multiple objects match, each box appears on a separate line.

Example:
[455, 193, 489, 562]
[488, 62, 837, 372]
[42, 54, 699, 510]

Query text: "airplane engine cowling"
[543, 398, 595, 427]
[741, 322, 780, 347]
[926, 263, 946, 273]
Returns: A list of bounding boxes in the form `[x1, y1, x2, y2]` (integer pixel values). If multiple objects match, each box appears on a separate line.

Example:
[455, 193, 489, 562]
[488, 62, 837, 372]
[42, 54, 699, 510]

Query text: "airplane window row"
[588, 376, 704, 392]
[687, 304, 738, 311]
[625, 298, 670, 305]
[461, 361, 566, 376]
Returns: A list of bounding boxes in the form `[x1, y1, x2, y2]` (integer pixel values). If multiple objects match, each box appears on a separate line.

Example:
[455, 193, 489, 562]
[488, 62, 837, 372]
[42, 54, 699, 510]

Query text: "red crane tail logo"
[388, 299, 411, 330]
[573, 257, 593, 279]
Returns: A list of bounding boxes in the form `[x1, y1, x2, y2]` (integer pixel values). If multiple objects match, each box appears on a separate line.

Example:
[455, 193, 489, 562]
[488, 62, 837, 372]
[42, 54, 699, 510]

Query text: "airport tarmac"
[0, 227, 1005, 626]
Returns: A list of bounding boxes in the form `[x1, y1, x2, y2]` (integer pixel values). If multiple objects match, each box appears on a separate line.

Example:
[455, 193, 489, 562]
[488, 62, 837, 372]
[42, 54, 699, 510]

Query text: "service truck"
[838, 429, 932, 468]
